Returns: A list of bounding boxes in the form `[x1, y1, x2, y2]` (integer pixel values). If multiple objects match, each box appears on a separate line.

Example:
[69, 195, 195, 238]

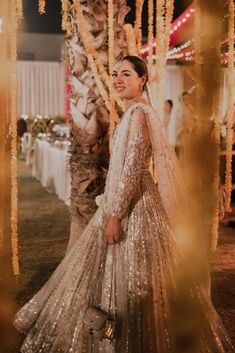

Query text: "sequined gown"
[15, 104, 233, 353]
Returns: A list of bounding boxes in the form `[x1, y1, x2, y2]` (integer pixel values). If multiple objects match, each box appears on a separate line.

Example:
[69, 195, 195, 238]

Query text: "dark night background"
[19, 0, 193, 34]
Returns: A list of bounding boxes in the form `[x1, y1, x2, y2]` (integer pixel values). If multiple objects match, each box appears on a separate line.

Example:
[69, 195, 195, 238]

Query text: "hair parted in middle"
[116, 55, 148, 90]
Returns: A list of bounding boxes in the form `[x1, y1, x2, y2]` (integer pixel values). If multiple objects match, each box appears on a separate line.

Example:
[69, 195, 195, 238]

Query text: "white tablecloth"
[32, 139, 71, 206]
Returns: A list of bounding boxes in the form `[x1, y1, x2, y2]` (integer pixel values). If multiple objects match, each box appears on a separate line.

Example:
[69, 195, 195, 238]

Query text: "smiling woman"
[1, 1, 233, 352]
[14, 54, 234, 353]
[112, 56, 147, 100]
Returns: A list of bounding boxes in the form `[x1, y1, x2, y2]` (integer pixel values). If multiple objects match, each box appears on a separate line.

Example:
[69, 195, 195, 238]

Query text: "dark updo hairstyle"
[166, 99, 173, 109]
[118, 55, 148, 90]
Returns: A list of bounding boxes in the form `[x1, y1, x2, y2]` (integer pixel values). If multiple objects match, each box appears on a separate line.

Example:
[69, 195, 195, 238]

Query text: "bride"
[15, 56, 233, 352]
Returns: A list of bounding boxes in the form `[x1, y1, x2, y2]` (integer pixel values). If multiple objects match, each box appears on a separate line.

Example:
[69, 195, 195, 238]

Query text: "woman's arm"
[104, 108, 150, 244]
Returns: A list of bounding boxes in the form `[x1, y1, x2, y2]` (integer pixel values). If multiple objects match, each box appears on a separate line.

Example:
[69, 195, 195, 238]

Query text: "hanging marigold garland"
[61, 0, 71, 32]
[155, 0, 165, 55]
[209, 9, 223, 252]
[154, 0, 175, 122]
[73, 0, 123, 125]
[16, 0, 23, 21]
[135, 0, 145, 53]
[38, 0, 46, 15]
[225, 0, 234, 213]
[107, 0, 116, 135]
[193, 1, 202, 131]
[123, 24, 138, 56]
[164, 0, 174, 54]
[108, 0, 115, 75]
[211, 85, 222, 252]
[147, 0, 154, 81]
[10, 0, 20, 275]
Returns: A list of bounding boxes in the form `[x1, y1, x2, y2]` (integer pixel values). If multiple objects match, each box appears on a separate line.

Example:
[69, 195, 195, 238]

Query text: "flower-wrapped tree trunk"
[66, 0, 129, 250]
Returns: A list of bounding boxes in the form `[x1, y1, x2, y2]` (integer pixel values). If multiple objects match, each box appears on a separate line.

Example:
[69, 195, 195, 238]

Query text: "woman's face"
[112, 60, 146, 100]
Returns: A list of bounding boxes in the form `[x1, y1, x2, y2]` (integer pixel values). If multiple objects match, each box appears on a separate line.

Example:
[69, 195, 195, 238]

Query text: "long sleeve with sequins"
[110, 108, 150, 219]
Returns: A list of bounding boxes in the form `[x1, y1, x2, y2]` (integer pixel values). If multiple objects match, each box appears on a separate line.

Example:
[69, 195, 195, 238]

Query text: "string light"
[170, 6, 195, 35]
[167, 39, 192, 55]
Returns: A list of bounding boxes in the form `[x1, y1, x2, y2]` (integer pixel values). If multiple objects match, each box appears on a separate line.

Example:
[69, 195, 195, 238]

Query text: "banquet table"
[32, 139, 71, 206]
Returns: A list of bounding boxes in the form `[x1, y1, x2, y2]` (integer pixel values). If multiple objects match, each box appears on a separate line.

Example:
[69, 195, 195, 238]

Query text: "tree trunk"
[66, 0, 129, 250]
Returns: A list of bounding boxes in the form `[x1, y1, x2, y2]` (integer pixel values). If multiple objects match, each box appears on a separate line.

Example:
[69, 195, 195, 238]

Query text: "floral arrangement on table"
[20, 115, 66, 138]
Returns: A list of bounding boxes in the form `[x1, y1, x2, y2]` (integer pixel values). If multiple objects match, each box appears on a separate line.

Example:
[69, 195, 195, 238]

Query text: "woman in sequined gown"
[14, 56, 233, 353]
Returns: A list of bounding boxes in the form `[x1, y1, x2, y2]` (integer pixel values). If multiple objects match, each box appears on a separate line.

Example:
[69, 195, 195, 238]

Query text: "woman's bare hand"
[104, 215, 121, 245]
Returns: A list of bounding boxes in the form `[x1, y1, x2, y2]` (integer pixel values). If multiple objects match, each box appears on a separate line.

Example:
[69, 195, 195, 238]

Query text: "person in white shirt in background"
[163, 99, 173, 143]
[175, 87, 196, 157]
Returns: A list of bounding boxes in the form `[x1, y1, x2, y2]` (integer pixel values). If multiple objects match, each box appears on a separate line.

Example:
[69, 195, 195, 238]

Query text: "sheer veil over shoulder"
[14, 101, 233, 353]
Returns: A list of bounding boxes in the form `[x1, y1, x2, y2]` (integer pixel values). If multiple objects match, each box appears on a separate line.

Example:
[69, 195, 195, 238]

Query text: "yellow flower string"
[211, 84, 222, 252]
[135, 0, 145, 53]
[107, 0, 116, 135]
[155, 1, 165, 79]
[38, 0, 46, 15]
[73, 0, 121, 124]
[123, 24, 138, 56]
[155, 0, 165, 48]
[0, 0, 8, 250]
[193, 0, 202, 131]
[164, 0, 174, 54]
[16, 0, 23, 21]
[10, 0, 20, 275]
[225, 0, 234, 213]
[108, 0, 114, 75]
[207, 14, 220, 251]
[147, 0, 154, 80]
[61, 0, 71, 31]
[154, 0, 165, 121]
[154, 0, 174, 122]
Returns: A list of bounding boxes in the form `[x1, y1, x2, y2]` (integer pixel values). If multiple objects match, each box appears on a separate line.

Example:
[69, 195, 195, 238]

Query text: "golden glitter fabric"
[14, 105, 233, 352]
